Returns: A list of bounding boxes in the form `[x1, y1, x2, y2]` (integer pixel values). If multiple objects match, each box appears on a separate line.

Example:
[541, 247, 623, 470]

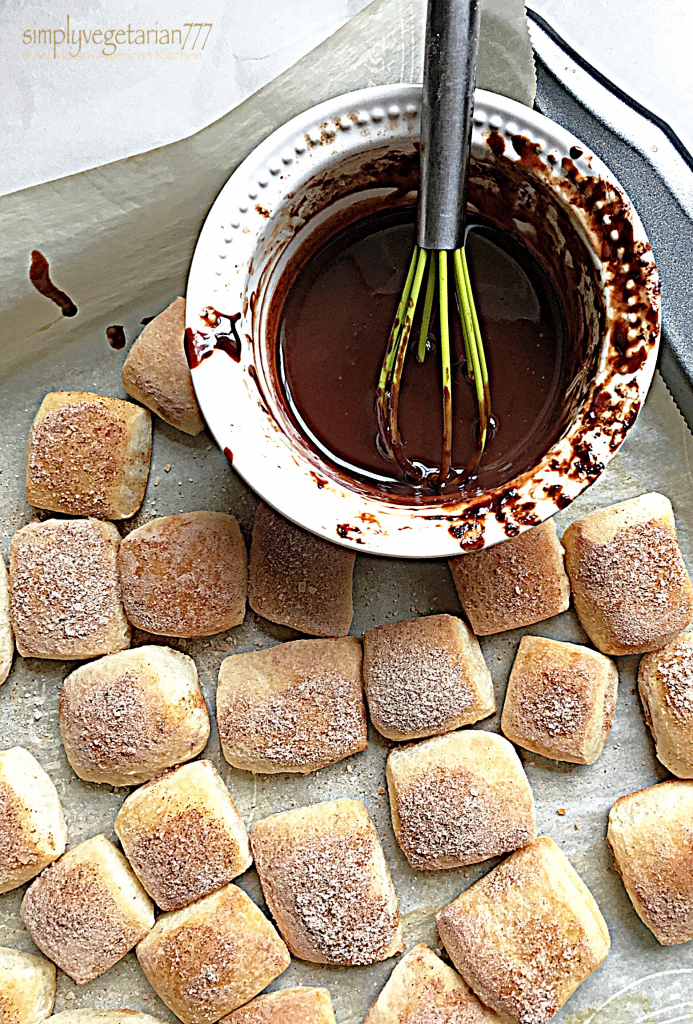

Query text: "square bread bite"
[363, 614, 495, 741]
[0, 947, 55, 1024]
[607, 780, 693, 944]
[25, 391, 151, 519]
[501, 636, 618, 764]
[21, 834, 154, 985]
[217, 637, 367, 774]
[639, 633, 693, 777]
[10, 519, 130, 660]
[251, 797, 403, 965]
[220, 988, 336, 1024]
[365, 943, 501, 1024]
[386, 730, 535, 871]
[0, 558, 13, 686]
[118, 512, 247, 637]
[248, 503, 355, 637]
[59, 645, 209, 786]
[122, 297, 205, 436]
[437, 837, 610, 1024]
[448, 520, 570, 636]
[137, 883, 290, 1024]
[562, 493, 693, 655]
[0, 747, 66, 894]
[115, 759, 251, 910]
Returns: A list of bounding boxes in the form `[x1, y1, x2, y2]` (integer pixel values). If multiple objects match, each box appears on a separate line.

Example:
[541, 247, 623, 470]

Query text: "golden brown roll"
[21, 834, 154, 985]
[118, 512, 247, 637]
[562, 492, 693, 655]
[251, 797, 403, 966]
[136, 884, 290, 1024]
[10, 518, 130, 660]
[216, 637, 367, 774]
[0, 947, 55, 1024]
[248, 503, 355, 637]
[0, 747, 66, 894]
[448, 520, 570, 636]
[220, 988, 336, 1024]
[59, 646, 209, 787]
[47, 1011, 166, 1024]
[365, 943, 501, 1024]
[363, 614, 495, 741]
[501, 635, 618, 764]
[638, 633, 693, 777]
[437, 837, 610, 1024]
[386, 730, 535, 870]
[607, 780, 693, 944]
[0, 557, 14, 685]
[122, 297, 205, 436]
[25, 391, 151, 520]
[115, 759, 251, 910]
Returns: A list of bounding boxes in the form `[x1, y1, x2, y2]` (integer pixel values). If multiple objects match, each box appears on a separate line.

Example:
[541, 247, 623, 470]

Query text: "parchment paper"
[4, 0, 692, 1022]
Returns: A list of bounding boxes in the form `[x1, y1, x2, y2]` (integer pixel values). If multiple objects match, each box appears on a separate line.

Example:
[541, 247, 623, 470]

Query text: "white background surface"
[1, 0, 692, 197]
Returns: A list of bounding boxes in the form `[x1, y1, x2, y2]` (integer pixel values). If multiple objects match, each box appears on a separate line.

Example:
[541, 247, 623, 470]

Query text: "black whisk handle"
[417, 0, 481, 251]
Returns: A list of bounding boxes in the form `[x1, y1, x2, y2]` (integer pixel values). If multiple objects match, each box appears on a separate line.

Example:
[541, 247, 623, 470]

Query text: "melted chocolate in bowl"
[277, 208, 569, 495]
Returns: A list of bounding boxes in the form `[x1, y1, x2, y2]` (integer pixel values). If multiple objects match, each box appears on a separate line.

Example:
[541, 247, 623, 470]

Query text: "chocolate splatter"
[29, 251, 77, 316]
[140, 315, 156, 325]
[185, 309, 242, 369]
[106, 325, 126, 350]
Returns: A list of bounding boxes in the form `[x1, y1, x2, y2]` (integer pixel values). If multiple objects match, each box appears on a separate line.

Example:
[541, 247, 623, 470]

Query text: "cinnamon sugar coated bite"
[48, 1013, 166, 1024]
[25, 391, 151, 519]
[59, 646, 209, 786]
[639, 633, 693, 777]
[217, 637, 367, 774]
[220, 988, 336, 1024]
[0, 748, 66, 894]
[251, 797, 403, 965]
[115, 760, 251, 910]
[365, 943, 502, 1024]
[437, 837, 610, 1024]
[501, 636, 618, 764]
[248, 503, 355, 636]
[562, 493, 693, 655]
[122, 297, 205, 436]
[607, 781, 693, 944]
[0, 947, 56, 1024]
[118, 512, 247, 637]
[363, 614, 495, 740]
[386, 731, 535, 871]
[21, 834, 154, 985]
[0, 558, 13, 685]
[448, 519, 570, 636]
[10, 519, 130, 660]
[136, 883, 290, 1024]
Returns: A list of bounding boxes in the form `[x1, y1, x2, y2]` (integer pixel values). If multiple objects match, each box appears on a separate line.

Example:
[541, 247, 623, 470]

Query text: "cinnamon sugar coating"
[501, 636, 618, 764]
[448, 520, 570, 636]
[59, 646, 209, 786]
[48, 1013, 165, 1024]
[0, 946, 56, 1024]
[136, 884, 290, 1024]
[251, 797, 403, 966]
[386, 731, 536, 871]
[0, 558, 14, 686]
[122, 298, 205, 436]
[220, 988, 336, 1024]
[248, 504, 354, 637]
[25, 391, 151, 519]
[562, 493, 693, 656]
[118, 512, 247, 637]
[365, 943, 502, 1024]
[10, 518, 130, 660]
[437, 837, 610, 1024]
[0, 748, 66, 895]
[639, 633, 693, 777]
[607, 780, 693, 944]
[217, 637, 367, 774]
[363, 614, 495, 741]
[21, 834, 154, 985]
[115, 760, 251, 910]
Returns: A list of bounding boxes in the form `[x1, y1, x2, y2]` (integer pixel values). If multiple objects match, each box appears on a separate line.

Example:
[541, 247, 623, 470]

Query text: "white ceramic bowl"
[186, 84, 660, 558]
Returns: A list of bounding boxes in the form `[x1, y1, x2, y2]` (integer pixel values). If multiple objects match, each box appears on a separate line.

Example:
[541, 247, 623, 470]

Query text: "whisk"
[376, 0, 491, 489]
